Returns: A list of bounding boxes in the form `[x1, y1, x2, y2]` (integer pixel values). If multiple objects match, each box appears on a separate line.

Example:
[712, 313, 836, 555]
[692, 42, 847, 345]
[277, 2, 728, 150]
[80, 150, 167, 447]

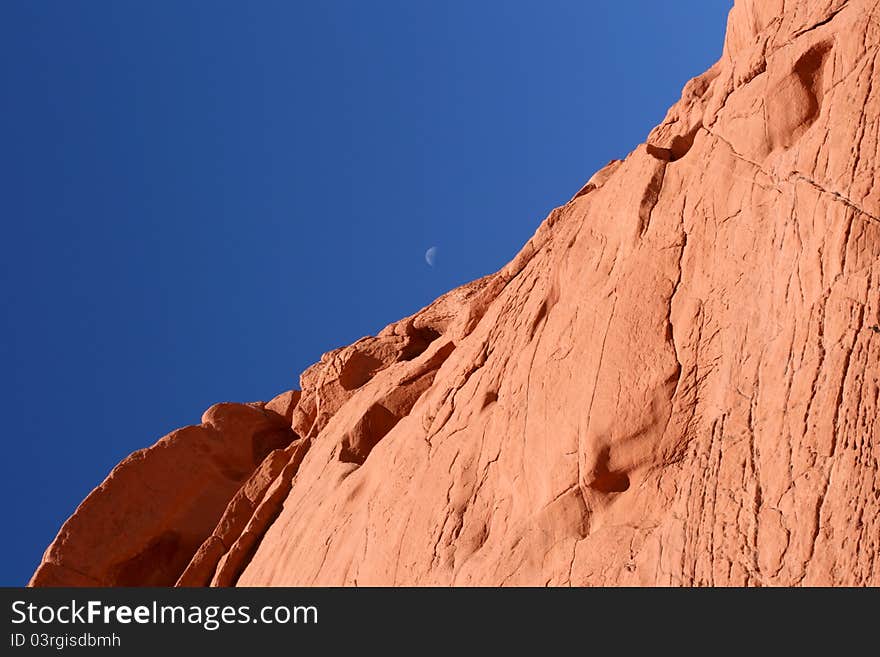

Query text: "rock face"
[32, 0, 880, 586]
[30, 402, 297, 586]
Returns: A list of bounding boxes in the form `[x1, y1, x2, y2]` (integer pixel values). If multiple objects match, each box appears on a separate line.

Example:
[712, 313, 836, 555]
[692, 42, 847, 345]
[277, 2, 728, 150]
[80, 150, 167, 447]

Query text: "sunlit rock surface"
[32, 0, 880, 587]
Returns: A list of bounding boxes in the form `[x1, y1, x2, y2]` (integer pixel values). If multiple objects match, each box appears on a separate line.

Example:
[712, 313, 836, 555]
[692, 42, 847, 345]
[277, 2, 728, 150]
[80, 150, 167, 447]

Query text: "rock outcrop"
[32, 0, 880, 586]
[30, 402, 297, 586]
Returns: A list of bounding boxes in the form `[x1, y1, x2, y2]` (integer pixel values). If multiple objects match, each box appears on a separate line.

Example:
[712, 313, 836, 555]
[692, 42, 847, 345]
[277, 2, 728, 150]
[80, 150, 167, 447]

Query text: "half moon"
[425, 246, 438, 267]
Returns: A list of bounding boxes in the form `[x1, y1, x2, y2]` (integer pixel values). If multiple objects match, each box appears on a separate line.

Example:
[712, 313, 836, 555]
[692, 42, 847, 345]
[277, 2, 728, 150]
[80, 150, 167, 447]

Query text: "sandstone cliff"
[32, 0, 880, 587]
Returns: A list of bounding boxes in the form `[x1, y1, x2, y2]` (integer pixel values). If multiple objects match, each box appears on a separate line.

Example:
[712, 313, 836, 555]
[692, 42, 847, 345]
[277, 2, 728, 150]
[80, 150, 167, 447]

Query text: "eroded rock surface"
[32, 0, 880, 586]
[30, 402, 296, 586]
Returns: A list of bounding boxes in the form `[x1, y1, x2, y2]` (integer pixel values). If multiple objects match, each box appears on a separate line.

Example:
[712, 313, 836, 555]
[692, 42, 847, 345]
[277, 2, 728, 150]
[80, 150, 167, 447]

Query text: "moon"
[425, 246, 438, 267]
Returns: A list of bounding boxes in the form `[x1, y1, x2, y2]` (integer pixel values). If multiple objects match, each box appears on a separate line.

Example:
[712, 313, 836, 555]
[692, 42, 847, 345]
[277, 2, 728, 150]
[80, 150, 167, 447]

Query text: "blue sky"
[0, 1, 731, 585]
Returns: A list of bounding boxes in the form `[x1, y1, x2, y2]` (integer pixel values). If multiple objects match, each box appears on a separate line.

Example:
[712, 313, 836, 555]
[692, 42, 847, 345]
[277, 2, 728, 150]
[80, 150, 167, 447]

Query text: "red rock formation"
[30, 402, 297, 586]
[32, 0, 880, 586]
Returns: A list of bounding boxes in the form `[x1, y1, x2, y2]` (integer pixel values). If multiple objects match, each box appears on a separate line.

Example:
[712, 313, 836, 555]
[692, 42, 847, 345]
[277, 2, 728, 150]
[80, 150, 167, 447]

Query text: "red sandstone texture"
[31, 0, 880, 586]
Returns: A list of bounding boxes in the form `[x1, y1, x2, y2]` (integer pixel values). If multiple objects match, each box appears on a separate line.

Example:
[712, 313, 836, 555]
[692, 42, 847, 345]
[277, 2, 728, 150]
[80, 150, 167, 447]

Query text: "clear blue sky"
[0, 1, 731, 585]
